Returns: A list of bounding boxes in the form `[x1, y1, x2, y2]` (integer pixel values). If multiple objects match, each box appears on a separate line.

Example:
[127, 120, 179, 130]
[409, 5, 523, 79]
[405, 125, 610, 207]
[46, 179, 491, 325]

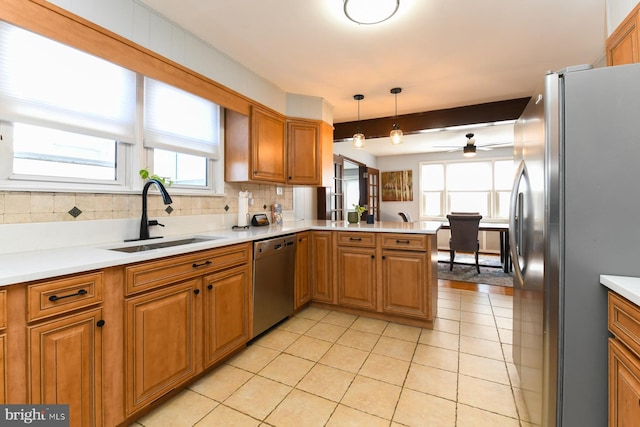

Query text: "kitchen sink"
[109, 236, 224, 253]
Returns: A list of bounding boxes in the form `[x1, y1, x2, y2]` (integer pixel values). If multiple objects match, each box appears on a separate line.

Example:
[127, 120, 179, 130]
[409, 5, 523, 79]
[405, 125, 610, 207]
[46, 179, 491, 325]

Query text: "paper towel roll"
[238, 193, 249, 227]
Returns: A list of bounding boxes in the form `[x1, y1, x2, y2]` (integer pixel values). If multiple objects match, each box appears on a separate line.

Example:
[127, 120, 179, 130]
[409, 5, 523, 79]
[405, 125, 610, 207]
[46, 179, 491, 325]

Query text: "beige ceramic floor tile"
[457, 374, 518, 418]
[459, 335, 504, 360]
[371, 336, 417, 361]
[393, 388, 457, 427]
[258, 353, 315, 386]
[226, 344, 280, 373]
[189, 364, 253, 402]
[493, 306, 513, 318]
[432, 317, 460, 335]
[503, 343, 513, 364]
[382, 322, 422, 342]
[277, 316, 317, 334]
[350, 316, 389, 334]
[265, 389, 336, 427]
[456, 403, 520, 427]
[284, 335, 332, 361]
[336, 328, 380, 352]
[495, 316, 513, 330]
[490, 295, 513, 309]
[435, 307, 461, 321]
[326, 404, 390, 427]
[224, 376, 291, 420]
[359, 353, 410, 386]
[460, 301, 494, 315]
[304, 322, 347, 342]
[460, 293, 490, 306]
[498, 327, 514, 344]
[321, 311, 358, 327]
[459, 353, 510, 384]
[460, 322, 500, 342]
[294, 306, 331, 321]
[418, 329, 459, 351]
[253, 329, 300, 351]
[136, 389, 217, 427]
[319, 343, 369, 373]
[437, 297, 461, 310]
[195, 404, 260, 427]
[341, 376, 401, 420]
[460, 311, 496, 327]
[296, 363, 355, 402]
[404, 363, 457, 401]
[412, 344, 459, 372]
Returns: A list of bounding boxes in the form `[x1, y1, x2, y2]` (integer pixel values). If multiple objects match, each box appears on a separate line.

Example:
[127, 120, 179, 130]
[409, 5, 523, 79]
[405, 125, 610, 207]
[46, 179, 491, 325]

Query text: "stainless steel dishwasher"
[252, 234, 296, 338]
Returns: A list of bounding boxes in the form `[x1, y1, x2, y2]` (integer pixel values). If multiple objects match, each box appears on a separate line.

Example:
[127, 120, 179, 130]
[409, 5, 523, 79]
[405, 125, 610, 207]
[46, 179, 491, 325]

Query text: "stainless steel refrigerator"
[511, 62, 640, 426]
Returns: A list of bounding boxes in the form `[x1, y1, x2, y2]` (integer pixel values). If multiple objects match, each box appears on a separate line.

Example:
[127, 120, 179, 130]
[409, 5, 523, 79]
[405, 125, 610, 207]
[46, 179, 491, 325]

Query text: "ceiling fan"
[434, 133, 511, 157]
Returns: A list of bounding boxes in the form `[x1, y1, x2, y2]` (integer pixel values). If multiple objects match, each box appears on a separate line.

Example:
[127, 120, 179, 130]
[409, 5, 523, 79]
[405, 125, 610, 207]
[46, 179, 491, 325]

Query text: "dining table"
[440, 221, 511, 273]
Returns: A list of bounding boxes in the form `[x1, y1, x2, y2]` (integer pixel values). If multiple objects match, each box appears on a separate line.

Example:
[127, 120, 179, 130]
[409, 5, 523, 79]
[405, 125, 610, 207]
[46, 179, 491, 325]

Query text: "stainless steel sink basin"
[109, 237, 223, 253]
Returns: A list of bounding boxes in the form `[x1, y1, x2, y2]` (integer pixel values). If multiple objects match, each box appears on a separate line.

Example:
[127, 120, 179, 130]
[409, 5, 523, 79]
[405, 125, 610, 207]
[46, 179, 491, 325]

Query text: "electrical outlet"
[276, 186, 283, 196]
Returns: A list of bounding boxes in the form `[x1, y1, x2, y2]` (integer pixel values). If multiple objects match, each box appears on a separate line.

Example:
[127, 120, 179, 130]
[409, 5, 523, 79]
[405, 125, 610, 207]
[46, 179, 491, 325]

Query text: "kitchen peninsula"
[0, 219, 440, 426]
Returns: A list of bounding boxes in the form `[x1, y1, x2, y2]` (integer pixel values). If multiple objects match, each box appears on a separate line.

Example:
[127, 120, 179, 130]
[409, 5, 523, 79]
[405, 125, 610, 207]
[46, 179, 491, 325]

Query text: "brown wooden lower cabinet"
[126, 279, 198, 416]
[294, 232, 312, 310]
[608, 291, 640, 426]
[313, 231, 438, 328]
[311, 231, 333, 303]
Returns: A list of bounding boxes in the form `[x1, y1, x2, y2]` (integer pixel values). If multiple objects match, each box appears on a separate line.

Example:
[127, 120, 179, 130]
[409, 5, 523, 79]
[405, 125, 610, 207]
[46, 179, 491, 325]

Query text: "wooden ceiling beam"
[333, 97, 530, 141]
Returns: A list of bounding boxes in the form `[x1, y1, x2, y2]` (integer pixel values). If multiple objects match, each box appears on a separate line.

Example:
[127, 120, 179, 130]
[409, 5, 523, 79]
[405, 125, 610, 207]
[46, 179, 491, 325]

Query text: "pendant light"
[352, 94, 365, 149]
[344, 0, 400, 25]
[390, 87, 403, 145]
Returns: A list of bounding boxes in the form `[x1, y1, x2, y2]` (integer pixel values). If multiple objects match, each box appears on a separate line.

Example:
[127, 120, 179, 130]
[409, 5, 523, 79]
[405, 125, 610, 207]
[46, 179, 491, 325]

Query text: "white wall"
[333, 141, 378, 168]
[607, 0, 638, 35]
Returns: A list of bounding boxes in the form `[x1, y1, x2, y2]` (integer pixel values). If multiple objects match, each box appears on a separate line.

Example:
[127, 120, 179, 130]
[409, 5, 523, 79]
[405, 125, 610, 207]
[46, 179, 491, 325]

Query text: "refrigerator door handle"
[510, 160, 528, 285]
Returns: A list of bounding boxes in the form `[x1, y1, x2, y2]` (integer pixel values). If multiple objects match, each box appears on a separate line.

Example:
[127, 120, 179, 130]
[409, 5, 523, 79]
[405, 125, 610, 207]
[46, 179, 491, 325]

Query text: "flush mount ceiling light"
[344, 0, 400, 25]
[352, 94, 365, 149]
[390, 87, 403, 145]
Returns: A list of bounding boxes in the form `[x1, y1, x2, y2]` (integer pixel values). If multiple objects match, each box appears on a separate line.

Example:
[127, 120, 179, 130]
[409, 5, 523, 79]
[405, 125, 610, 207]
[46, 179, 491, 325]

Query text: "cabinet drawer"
[380, 233, 427, 251]
[336, 232, 376, 247]
[125, 242, 251, 296]
[0, 290, 5, 330]
[27, 271, 104, 322]
[609, 292, 640, 358]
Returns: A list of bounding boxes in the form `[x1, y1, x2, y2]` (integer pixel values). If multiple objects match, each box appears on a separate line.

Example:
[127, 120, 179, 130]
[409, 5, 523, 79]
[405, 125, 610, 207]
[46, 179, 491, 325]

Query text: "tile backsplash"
[0, 182, 292, 225]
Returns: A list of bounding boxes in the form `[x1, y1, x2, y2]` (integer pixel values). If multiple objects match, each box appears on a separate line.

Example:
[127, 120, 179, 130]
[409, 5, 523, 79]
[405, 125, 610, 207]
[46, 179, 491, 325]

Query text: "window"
[419, 159, 514, 220]
[0, 22, 222, 194]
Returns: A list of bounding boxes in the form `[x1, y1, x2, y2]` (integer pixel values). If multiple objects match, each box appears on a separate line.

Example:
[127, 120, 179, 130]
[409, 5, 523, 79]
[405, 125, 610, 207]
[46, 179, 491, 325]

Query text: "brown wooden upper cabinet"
[607, 3, 640, 66]
[225, 106, 328, 185]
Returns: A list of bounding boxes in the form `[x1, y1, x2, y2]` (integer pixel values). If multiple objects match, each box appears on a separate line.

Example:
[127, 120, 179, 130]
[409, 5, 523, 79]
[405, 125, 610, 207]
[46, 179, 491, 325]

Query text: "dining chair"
[446, 213, 483, 273]
[398, 211, 413, 222]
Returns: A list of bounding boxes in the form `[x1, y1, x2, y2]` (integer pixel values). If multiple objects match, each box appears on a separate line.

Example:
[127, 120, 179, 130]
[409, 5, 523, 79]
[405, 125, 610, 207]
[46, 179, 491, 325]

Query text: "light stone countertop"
[0, 219, 442, 287]
[601, 275, 640, 307]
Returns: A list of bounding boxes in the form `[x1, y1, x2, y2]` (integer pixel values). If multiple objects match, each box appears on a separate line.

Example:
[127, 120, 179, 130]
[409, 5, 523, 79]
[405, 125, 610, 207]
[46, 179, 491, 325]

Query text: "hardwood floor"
[438, 278, 513, 296]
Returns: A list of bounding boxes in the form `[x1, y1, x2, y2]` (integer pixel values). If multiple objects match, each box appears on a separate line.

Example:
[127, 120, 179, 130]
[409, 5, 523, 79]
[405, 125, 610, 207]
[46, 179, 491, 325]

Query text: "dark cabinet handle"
[193, 260, 212, 268]
[349, 237, 362, 241]
[382, 255, 386, 260]
[194, 289, 200, 295]
[396, 239, 410, 244]
[49, 289, 87, 302]
[207, 284, 213, 290]
[288, 176, 292, 179]
[371, 255, 375, 259]
[97, 320, 105, 327]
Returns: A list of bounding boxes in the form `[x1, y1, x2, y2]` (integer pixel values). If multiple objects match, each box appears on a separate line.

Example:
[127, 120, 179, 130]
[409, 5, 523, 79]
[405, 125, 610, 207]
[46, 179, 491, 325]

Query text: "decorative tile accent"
[68, 206, 82, 218]
[224, 205, 229, 211]
[165, 205, 173, 214]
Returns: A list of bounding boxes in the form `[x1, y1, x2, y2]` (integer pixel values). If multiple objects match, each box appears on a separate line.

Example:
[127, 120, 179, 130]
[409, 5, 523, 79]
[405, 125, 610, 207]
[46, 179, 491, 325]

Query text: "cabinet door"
[126, 280, 198, 416]
[311, 231, 333, 303]
[203, 265, 251, 368]
[287, 119, 320, 185]
[381, 250, 428, 319]
[609, 338, 640, 427]
[0, 334, 4, 405]
[607, 7, 639, 66]
[336, 246, 376, 311]
[29, 308, 103, 427]
[294, 232, 312, 309]
[251, 106, 286, 183]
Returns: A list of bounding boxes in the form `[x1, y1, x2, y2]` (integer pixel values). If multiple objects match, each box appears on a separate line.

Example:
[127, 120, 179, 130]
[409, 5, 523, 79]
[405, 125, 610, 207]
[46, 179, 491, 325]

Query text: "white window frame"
[419, 157, 514, 221]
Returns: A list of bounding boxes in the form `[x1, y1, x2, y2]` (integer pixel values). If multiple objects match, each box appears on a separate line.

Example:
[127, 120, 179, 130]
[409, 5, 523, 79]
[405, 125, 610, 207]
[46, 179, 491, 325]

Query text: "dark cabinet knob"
[97, 320, 106, 327]
[194, 289, 200, 295]
[207, 284, 213, 290]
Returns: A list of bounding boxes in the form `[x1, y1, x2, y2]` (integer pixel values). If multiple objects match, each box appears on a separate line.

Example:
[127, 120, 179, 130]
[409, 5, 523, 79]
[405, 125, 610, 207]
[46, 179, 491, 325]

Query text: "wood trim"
[333, 97, 530, 141]
[606, 2, 640, 66]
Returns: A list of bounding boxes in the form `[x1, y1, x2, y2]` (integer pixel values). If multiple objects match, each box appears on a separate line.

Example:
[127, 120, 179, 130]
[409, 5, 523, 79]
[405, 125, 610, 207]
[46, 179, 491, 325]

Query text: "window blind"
[0, 21, 136, 143]
[144, 77, 220, 159]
